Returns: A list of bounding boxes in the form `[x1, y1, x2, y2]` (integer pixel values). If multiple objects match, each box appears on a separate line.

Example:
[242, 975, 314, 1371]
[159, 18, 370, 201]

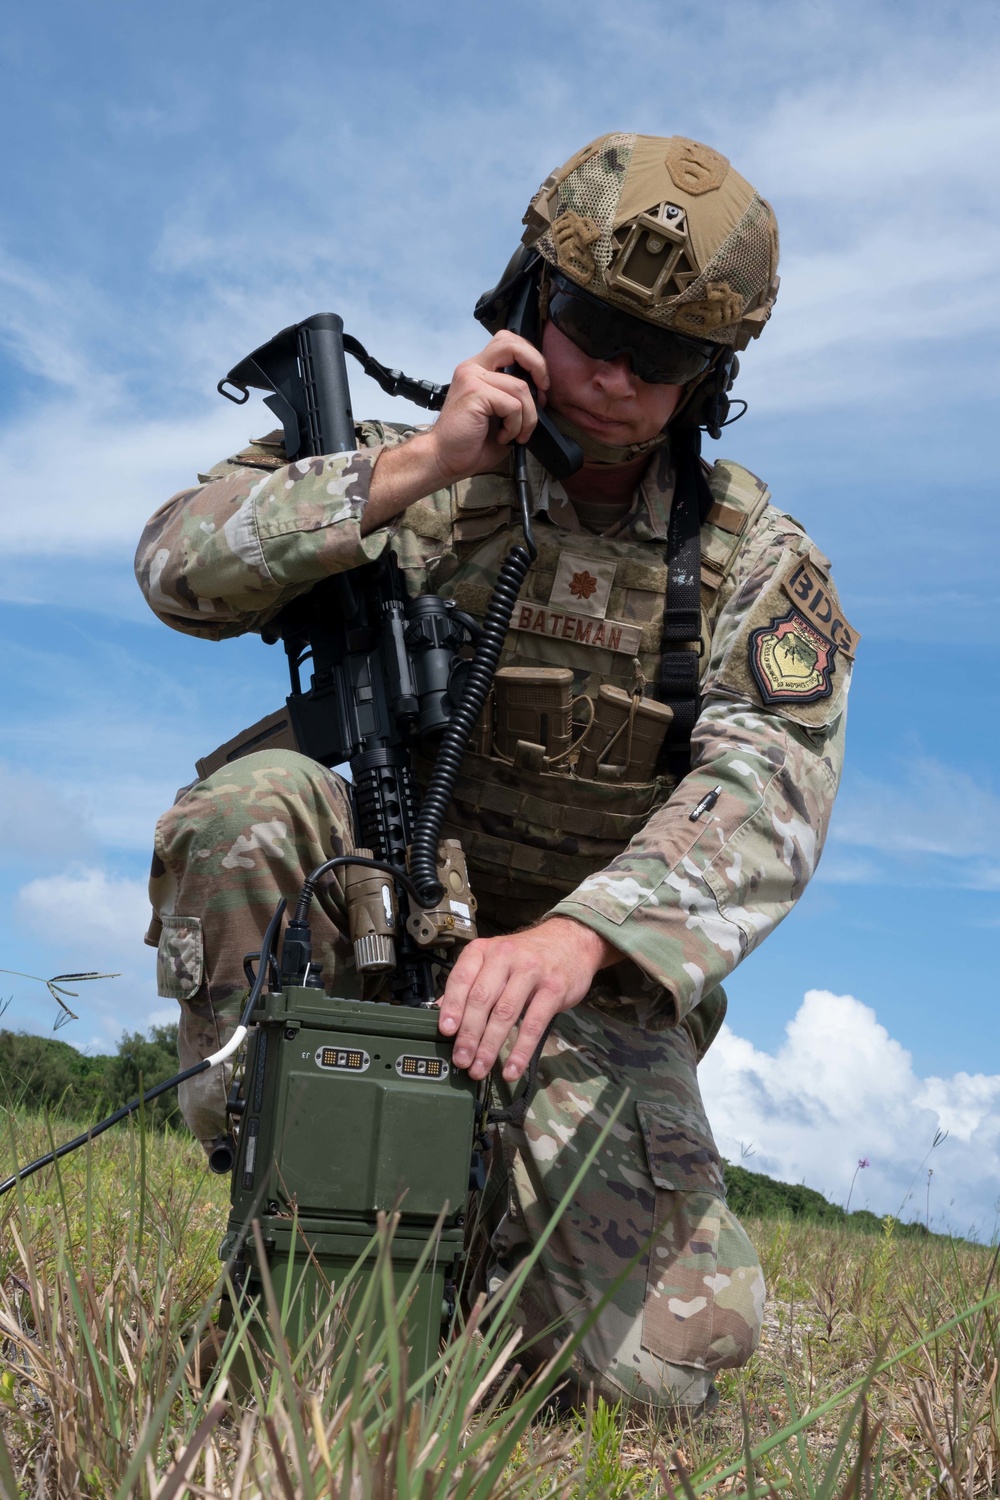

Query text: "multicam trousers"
[149, 749, 764, 1411]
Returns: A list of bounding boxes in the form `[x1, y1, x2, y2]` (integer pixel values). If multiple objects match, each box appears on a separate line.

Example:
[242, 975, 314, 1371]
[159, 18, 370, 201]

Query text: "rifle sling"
[657, 429, 713, 775]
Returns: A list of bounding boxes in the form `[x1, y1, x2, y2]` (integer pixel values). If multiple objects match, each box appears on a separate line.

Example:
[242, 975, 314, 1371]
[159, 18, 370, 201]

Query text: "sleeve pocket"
[156, 914, 204, 1001]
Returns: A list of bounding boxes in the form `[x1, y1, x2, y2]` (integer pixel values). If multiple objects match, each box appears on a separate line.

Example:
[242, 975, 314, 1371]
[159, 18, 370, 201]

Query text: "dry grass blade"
[832, 1398, 882, 1500]
[227, 1412, 258, 1499]
[655, 1447, 701, 1500]
[153, 1397, 227, 1500]
[262, 1412, 299, 1500]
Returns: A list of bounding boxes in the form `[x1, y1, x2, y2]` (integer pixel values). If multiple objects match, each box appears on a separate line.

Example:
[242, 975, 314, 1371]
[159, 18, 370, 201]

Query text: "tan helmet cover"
[522, 133, 780, 350]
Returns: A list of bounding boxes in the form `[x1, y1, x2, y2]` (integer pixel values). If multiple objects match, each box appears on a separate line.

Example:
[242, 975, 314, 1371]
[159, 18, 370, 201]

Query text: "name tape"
[514, 604, 642, 655]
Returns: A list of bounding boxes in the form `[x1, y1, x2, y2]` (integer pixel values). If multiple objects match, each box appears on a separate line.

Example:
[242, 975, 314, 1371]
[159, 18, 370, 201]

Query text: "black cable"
[293, 853, 424, 927]
[0, 900, 289, 1198]
[487, 1021, 553, 1126]
[0, 1062, 211, 1197]
[238, 899, 286, 1026]
[407, 443, 537, 909]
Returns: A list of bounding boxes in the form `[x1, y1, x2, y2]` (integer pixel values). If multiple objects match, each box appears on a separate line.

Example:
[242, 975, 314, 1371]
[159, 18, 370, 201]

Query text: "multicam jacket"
[136, 421, 855, 1053]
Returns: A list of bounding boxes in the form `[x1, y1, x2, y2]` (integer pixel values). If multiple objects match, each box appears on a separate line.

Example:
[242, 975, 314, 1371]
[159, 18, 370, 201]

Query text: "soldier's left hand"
[437, 918, 621, 1081]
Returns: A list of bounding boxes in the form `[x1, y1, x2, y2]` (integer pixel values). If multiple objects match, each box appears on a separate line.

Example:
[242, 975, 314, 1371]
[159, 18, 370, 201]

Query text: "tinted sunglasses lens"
[548, 288, 714, 384]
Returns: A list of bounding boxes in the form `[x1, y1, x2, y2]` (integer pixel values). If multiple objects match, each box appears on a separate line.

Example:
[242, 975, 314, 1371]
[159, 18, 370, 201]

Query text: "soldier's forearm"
[362, 432, 453, 535]
[549, 703, 844, 1022]
[534, 916, 625, 973]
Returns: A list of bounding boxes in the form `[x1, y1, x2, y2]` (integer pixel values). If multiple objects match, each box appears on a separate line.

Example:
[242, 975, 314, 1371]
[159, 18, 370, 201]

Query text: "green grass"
[1, 1105, 998, 1498]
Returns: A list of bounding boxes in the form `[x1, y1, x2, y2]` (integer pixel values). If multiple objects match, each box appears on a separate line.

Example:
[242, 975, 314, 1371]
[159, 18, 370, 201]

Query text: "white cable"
[204, 1025, 248, 1070]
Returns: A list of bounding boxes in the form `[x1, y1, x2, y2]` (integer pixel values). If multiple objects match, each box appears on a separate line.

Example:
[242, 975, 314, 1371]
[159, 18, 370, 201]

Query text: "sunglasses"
[546, 273, 717, 385]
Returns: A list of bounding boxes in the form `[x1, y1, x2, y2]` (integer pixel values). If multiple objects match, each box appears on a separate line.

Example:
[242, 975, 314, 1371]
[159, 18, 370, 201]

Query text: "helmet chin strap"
[548, 408, 669, 467]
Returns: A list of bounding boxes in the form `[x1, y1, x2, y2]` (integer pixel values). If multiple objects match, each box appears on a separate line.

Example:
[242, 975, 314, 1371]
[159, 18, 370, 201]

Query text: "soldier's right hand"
[361, 332, 547, 533]
[426, 331, 546, 483]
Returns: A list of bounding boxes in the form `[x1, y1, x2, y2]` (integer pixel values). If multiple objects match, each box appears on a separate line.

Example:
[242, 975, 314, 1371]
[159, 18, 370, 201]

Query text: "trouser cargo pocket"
[156, 914, 204, 1000]
[636, 1100, 764, 1372]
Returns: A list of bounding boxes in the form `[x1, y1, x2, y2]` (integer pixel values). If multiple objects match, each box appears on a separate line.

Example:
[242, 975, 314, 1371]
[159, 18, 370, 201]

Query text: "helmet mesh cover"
[529, 133, 778, 347]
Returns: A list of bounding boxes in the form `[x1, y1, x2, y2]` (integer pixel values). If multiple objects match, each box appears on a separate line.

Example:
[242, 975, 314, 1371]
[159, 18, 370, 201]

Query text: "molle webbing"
[411, 746, 677, 928]
[657, 431, 715, 768]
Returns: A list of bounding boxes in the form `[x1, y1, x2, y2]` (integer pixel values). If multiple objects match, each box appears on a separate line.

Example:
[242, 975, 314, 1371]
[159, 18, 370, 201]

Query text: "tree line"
[0, 1025, 182, 1129]
[724, 1158, 935, 1238]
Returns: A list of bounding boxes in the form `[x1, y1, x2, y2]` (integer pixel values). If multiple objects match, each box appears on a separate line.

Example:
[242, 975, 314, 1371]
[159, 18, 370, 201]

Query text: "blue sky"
[2, 0, 1000, 1235]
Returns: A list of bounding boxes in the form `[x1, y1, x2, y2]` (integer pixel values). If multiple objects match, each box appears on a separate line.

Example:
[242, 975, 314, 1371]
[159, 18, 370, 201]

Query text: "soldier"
[137, 133, 856, 1414]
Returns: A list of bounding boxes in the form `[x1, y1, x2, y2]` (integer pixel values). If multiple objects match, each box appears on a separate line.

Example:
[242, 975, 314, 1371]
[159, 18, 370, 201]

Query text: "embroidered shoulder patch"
[749, 610, 836, 705]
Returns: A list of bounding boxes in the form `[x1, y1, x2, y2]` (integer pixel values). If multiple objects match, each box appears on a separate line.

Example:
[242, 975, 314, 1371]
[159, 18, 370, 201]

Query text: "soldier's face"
[541, 320, 685, 446]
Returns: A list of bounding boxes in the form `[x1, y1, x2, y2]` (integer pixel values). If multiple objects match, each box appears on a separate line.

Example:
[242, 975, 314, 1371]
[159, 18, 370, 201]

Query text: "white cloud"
[16, 866, 151, 958]
[834, 756, 1000, 859]
[8, 866, 166, 1046]
[811, 852, 885, 886]
[0, 11, 993, 631]
[0, 396, 254, 555]
[147, 1005, 181, 1029]
[0, 249, 109, 396]
[735, 61, 1000, 412]
[820, 753, 1000, 889]
[701, 990, 1000, 1238]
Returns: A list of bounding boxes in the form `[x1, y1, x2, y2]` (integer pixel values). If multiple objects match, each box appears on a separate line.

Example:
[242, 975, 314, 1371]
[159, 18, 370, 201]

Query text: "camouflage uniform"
[137, 414, 853, 1411]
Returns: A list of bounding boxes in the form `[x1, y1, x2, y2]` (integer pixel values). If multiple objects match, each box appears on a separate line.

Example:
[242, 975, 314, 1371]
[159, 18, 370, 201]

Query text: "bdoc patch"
[749, 610, 836, 705]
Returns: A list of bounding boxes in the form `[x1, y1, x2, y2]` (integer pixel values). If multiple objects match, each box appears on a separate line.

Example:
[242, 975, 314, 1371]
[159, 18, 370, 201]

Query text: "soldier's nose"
[593, 353, 637, 394]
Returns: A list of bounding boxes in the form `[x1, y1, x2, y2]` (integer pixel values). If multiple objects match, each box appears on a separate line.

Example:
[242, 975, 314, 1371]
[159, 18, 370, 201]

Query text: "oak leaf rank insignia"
[569, 569, 598, 601]
[749, 609, 836, 705]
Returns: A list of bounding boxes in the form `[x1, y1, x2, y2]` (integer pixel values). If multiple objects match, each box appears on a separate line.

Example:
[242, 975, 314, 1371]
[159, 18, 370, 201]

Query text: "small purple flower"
[846, 1157, 870, 1213]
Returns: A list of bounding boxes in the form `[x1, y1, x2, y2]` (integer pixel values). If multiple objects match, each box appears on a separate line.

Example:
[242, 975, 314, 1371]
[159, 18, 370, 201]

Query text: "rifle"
[213, 311, 550, 1379]
[0, 299, 581, 1385]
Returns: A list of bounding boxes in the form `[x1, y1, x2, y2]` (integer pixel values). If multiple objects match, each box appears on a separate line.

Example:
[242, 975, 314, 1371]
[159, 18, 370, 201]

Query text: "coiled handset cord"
[407, 443, 537, 908]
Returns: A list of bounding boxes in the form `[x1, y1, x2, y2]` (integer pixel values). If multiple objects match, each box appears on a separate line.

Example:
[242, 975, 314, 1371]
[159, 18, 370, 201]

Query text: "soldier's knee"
[575, 1353, 718, 1417]
[155, 750, 351, 881]
[513, 1188, 764, 1415]
[637, 1189, 765, 1378]
[513, 1272, 720, 1416]
[713, 1203, 766, 1363]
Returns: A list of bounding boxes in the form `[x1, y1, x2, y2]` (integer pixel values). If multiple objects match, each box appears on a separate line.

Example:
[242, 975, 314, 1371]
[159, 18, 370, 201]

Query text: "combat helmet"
[476, 132, 780, 436]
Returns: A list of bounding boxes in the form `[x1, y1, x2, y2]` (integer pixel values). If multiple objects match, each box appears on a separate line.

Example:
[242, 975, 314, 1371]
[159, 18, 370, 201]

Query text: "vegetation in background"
[0, 1023, 182, 1128]
[723, 1159, 942, 1239]
[0, 1028, 960, 1239]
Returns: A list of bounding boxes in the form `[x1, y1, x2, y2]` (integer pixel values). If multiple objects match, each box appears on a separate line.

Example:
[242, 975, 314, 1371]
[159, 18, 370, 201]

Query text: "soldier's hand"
[426, 331, 548, 484]
[437, 917, 621, 1082]
[361, 332, 547, 534]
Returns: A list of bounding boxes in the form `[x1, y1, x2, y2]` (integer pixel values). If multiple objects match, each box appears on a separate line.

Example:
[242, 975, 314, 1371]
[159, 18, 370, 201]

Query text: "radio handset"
[504, 277, 584, 484]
